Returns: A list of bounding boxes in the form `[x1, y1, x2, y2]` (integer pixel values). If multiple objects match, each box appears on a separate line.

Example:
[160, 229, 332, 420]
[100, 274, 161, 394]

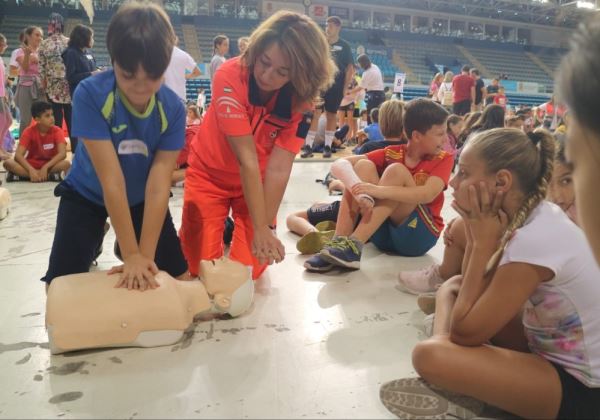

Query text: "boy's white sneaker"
[397, 264, 444, 295]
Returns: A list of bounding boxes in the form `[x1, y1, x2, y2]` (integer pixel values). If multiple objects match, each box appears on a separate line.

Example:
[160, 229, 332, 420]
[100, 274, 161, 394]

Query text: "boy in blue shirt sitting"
[42, 3, 189, 290]
[354, 107, 383, 153]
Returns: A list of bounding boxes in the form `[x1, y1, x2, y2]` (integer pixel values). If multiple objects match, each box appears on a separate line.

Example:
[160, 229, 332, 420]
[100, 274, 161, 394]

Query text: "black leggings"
[49, 101, 75, 151]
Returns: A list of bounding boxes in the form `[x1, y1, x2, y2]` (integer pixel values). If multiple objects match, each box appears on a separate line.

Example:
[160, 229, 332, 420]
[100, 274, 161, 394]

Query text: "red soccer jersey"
[19, 124, 66, 168]
[494, 94, 507, 108]
[452, 74, 475, 103]
[366, 144, 454, 234]
[188, 57, 310, 182]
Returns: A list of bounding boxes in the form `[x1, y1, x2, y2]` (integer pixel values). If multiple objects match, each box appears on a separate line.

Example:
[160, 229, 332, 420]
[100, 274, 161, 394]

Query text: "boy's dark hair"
[68, 24, 93, 49]
[558, 15, 600, 136]
[370, 107, 379, 123]
[446, 114, 462, 131]
[326, 16, 342, 26]
[107, 2, 176, 80]
[31, 101, 53, 119]
[357, 54, 372, 70]
[461, 65, 470, 73]
[554, 133, 573, 170]
[470, 68, 480, 76]
[404, 98, 449, 139]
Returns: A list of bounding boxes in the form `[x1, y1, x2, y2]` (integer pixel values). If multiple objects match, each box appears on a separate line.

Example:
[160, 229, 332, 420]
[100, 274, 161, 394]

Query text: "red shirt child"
[19, 124, 66, 169]
[494, 88, 508, 109]
[366, 144, 454, 235]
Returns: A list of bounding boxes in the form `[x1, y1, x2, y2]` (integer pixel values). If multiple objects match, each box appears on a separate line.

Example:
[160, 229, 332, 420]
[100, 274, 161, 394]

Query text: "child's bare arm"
[83, 139, 159, 290]
[40, 143, 68, 175]
[139, 150, 179, 260]
[360, 175, 445, 203]
[13, 145, 34, 172]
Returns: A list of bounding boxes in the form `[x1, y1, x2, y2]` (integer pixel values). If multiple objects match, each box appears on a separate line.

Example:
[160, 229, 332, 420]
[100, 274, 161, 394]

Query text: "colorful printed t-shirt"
[366, 144, 453, 234]
[500, 201, 600, 387]
[66, 69, 185, 206]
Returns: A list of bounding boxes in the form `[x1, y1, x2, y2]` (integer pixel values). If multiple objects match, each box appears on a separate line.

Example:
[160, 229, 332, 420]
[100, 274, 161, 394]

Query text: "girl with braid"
[380, 128, 600, 419]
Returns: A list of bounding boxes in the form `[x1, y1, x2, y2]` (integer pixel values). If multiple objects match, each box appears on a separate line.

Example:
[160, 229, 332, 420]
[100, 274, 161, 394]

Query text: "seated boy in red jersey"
[4, 101, 70, 182]
[305, 98, 452, 272]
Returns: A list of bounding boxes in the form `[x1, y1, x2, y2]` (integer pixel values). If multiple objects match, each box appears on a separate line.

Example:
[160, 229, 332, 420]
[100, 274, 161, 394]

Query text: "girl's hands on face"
[451, 181, 508, 250]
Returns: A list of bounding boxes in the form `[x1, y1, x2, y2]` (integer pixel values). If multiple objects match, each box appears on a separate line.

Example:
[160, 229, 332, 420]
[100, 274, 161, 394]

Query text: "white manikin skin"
[0, 188, 11, 220]
[46, 257, 254, 354]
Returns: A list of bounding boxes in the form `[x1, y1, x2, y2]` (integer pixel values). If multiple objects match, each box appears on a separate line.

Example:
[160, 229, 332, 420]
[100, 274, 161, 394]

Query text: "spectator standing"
[163, 43, 201, 102]
[39, 13, 71, 140]
[210, 35, 229, 86]
[485, 78, 500, 105]
[470, 68, 485, 111]
[451, 65, 475, 116]
[237, 36, 249, 55]
[437, 71, 454, 109]
[429, 72, 443, 103]
[62, 24, 99, 153]
[301, 16, 354, 159]
[15, 26, 45, 137]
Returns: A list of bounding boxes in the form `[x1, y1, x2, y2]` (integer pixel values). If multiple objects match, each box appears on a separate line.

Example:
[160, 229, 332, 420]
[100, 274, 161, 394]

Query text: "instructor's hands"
[253, 225, 285, 265]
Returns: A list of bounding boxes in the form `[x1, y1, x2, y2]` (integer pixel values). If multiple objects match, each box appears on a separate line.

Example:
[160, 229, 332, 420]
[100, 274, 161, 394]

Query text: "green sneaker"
[315, 220, 336, 232]
[296, 230, 335, 255]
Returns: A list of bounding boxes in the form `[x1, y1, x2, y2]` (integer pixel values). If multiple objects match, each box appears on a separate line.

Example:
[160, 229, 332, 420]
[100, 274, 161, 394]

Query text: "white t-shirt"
[499, 201, 600, 387]
[438, 82, 453, 106]
[163, 46, 197, 101]
[359, 64, 384, 92]
[9, 49, 21, 70]
[210, 54, 226, 83]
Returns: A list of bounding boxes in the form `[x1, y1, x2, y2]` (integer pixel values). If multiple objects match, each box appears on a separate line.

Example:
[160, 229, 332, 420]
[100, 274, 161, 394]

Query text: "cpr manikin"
[46, 257, 254, 354]
[330, 159, 375, 208]
[0, 188, 11, 220]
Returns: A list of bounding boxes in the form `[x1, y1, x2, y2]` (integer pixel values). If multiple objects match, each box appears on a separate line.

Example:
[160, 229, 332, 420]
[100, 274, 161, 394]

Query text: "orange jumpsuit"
[180, 57, 310, 279]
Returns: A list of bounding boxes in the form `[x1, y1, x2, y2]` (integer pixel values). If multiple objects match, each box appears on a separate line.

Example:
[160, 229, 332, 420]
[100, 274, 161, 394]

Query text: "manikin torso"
[46, 258, 254, 354]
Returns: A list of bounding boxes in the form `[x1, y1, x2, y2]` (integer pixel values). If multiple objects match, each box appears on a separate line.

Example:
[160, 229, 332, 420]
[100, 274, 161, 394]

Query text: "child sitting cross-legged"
[381, 128, 600, 419]
[304, 98, 452, 272]
[4, 101, 70, 182]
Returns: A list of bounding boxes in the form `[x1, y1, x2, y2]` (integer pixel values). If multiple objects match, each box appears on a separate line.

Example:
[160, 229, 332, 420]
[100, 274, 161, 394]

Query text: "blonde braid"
[484, 129, 555, 273]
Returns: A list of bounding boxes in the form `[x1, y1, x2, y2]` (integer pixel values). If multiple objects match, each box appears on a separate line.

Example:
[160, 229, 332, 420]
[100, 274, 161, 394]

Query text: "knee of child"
[412, 336, 450, 380]
[354, 158, 377, 175]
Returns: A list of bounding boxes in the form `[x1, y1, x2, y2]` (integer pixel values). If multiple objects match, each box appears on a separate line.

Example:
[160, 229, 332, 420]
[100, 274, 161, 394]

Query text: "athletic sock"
[324, 131, 335, 148]
[305, 131, 316, 148]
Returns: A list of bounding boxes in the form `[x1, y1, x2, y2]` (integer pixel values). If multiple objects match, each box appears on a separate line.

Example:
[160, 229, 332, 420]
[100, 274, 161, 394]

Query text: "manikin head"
[200, 257, 254, 317]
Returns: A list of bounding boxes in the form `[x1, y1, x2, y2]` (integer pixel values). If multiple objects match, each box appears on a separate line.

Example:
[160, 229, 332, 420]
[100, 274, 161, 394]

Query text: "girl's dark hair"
[213, 34, 228, 53]
[446, 114, 462, 132]
[68, 24, 93, 49]
[558, 15, 600, 136]
[107, 2, 176, 80]
[457, 105, 505, 147]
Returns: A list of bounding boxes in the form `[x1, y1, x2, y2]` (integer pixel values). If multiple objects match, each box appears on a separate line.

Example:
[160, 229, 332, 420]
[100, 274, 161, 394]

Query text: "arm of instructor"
[263, 144, 295, 229]
[226, 134, 285, 265]
[83, 139, 159, 291]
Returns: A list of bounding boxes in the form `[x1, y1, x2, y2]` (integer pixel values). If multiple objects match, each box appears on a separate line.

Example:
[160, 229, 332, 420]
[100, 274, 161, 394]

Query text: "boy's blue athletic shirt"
[66, 69, 185, 207]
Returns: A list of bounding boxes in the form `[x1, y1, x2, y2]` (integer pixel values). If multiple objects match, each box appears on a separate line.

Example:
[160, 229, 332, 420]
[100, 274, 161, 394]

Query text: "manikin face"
[548, 161, 577, 224]
[413, 123, 448, 156]
[113, 62, 163, 111]
[200, 257, 253, 317]
[449, 146, 498, 211]
[253, 43, 290, 94]
[566, 119, 600, 263]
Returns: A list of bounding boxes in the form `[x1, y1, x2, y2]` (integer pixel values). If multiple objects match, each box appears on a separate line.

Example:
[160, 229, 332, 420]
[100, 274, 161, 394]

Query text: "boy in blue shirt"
[42, 3, 189, 290]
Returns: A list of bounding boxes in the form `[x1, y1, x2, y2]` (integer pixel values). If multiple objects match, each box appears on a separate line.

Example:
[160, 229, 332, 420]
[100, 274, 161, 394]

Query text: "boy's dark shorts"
[307, 200, 341, 226]
[370, 205, 439, 257]
[41, 183, 188, 284]
[320, 80, 345, 114]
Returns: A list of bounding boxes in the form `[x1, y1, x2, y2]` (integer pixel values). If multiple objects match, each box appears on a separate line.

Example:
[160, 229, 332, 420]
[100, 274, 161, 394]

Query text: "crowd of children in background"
[1, 3, 600, 419]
